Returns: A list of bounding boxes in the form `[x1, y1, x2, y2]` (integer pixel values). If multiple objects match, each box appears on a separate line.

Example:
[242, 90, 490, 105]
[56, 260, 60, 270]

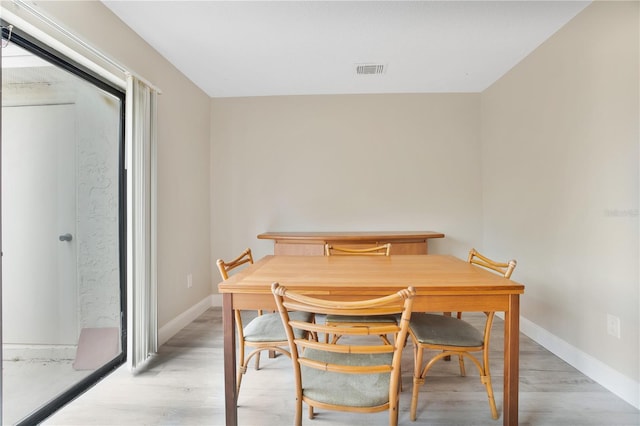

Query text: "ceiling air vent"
[356, 63, 386, 75]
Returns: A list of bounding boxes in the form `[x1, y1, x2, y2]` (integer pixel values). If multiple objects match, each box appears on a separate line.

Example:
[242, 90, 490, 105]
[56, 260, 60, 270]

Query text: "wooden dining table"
[217, 254, 525, 426]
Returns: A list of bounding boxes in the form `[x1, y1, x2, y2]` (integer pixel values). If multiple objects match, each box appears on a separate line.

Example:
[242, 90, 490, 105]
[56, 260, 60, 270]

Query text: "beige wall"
[482, 0, 639, 384]
[211, 93, 482, 262]
[36, 1, 213, 328]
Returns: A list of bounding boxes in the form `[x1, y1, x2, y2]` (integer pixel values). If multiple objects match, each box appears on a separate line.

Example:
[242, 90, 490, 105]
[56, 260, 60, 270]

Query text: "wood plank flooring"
[44, 308, 639, 426]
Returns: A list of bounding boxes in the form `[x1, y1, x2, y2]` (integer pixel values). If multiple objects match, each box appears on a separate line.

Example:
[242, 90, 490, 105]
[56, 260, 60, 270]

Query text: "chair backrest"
[216, 248, 254, 280]
[324, 243, 391, 256]
[467, 248, 516, 279]
[272, 282, 415, 411]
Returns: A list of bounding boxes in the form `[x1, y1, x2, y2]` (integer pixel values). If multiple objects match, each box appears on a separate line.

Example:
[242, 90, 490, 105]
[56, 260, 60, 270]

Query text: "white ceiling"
[102, 1, 590, 98]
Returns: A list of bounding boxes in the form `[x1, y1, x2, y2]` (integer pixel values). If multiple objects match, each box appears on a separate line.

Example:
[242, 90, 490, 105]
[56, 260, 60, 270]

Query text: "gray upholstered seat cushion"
[244, 311, 312, 342]
[409, 313, 484, 347]
[325, 314, 398, 324]
[301, 348, 393, 407]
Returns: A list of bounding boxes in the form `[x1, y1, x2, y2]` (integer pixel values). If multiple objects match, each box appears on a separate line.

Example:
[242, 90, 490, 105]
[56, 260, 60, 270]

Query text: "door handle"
[59, 233, 73, 242]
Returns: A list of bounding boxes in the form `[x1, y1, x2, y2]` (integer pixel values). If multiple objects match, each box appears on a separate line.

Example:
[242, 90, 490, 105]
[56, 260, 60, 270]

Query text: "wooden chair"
[454, 248, 517, 318]
[272, 282, 415, 426]
[408, 249, 517, 421]
[216, 248, 312, 396]
[324, 243, 396, 344]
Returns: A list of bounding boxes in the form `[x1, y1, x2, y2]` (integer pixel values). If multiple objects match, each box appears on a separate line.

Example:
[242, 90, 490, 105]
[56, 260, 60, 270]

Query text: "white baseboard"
[499, 312, 640, 410]
[158, 295, 215, 346]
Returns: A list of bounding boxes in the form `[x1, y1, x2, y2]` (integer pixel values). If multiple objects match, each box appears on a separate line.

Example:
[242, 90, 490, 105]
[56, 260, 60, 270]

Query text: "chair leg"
[308, 404, 314, 419]
[294, 400, 302, 426]
[410, 344, 425, 421]
[237, 348, 267, 394]
[236, 364, 247, 395]
[254, 351, 261, 370]
[236, 340, 246, 395]
[410, 376, 425, 421]
[390, 398, 399, 426]
[481, 335, 498, 419]
[481, 374, 499, 419]
[457, 354, 466, 376]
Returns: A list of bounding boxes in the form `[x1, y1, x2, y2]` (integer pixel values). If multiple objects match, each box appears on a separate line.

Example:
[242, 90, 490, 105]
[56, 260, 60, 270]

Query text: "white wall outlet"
[187, 273, 193, 289]
[606, 314, 621, 339]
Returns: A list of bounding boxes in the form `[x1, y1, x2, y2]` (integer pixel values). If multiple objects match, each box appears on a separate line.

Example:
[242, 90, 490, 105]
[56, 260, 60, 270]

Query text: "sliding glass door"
[1, 26, 126, 425]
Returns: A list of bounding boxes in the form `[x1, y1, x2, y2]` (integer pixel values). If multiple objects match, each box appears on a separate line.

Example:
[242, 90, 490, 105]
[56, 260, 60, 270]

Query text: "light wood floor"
[44, 308, 639, 426]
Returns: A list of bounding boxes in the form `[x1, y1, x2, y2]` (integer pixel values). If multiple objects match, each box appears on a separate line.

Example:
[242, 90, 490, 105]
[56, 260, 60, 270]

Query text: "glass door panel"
[2, 38, 125, 425]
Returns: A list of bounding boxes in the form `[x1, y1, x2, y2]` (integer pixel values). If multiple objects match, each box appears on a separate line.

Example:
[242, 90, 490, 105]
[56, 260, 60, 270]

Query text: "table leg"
[503, 294, 520, 426]
[223, 293, 238, 426]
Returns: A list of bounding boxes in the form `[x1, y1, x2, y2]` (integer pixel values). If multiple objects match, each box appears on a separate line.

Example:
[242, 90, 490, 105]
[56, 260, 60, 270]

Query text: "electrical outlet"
[606, 314, 621, 339]
[187, 273, 193, 289]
